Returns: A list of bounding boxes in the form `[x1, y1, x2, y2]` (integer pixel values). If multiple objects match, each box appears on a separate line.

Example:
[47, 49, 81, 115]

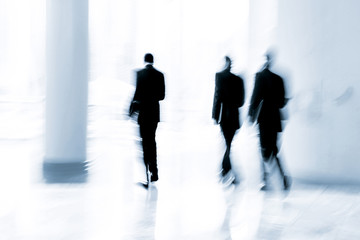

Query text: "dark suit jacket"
[249, 68, 285, 132]
[212, 69, 245, 130]
[130, 64, 165, 124]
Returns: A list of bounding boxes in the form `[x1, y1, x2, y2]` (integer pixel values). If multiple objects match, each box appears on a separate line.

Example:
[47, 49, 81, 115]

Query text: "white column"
[44, 0, 89, 182]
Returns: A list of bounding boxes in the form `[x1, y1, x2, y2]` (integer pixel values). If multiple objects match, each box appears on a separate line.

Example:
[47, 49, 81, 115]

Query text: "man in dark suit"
[248, 53, 291, 191]
[129, 53, 165, 186]
[212, 56, 245, 185]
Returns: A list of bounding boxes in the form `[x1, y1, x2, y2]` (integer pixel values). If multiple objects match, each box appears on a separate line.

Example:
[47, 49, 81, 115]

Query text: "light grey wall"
[270, 0, 360, 183]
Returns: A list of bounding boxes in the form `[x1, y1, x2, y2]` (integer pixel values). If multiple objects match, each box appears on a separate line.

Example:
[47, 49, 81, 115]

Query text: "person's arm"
[278, 76, 286, 109]
[248, 73, 263, 122]
[158, 73, 165, 101]
[238, 76, 245, 108]
[212, 73, 221, 123]
[129, 72, 140, 117]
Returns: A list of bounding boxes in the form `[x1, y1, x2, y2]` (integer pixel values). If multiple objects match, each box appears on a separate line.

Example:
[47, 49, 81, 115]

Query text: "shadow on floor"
[42, 162, 88, 184]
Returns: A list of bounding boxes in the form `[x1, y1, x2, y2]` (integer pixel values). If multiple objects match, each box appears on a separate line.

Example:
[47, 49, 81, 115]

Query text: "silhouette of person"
[212, 56, 245, 185]
[129, 53, 165, 186]
[248, 52, 291, 191]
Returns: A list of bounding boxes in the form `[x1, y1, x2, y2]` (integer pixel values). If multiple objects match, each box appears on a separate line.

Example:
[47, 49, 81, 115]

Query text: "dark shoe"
[151, 174, 158, 182]
[283, 175, 291, 191]
[221, 169, 230, 178]
[137, 182, 149, 189]
[231, 177, 241, 186]
[260, 172, 269, 191]
[221, 171, 240, 188]
[260, 184, 269, 191]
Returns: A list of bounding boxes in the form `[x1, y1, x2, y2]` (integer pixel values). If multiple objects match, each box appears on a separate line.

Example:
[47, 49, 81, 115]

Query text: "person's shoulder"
[217, 70, 229, 78]
[232, 72, 243, 79]
[136, 67, 146, 74]
[268, 70, 283, 82]
[255, 70, 264, 78]
[236, 75, 244, 84]
[256, 67, 267, 75]
[268, 69, 280, 77]
[254, 69, 268, 84]
[152, 67, 162, 73]
[259, 68, 278, 78]
[152, 67, 164, 77]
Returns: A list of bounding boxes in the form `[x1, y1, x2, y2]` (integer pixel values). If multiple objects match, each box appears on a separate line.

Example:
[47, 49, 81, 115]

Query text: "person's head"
[264, 49, 276, 69]
[144, 53, 154, 64]
[224, 56, 232, 70]
[265, 53, 272, 69]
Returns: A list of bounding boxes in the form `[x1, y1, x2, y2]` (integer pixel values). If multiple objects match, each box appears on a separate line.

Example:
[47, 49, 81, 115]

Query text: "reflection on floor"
[0, 117, 359, 240]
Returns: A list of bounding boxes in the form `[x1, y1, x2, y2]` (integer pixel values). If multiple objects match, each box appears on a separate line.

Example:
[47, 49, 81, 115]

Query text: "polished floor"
[1, 102, 360, 240]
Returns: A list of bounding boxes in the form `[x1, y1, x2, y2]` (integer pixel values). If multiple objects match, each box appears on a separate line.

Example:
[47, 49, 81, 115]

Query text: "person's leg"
[274, 150, 285, 178]
[221, 125, 236, 177]
[147, 122, 158, 181]
[259, 125, 272, 189]
[274, 155, 291, 190]
[139, 123, 150, 183]
[261, 159, 267, 182]
[271, 132, 291, 190]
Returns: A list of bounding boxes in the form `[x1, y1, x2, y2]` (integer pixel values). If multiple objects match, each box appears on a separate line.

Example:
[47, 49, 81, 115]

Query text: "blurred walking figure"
[129, 53, 165, 187]
[248, 52, 291, 191]
[212, 56, 245, 185]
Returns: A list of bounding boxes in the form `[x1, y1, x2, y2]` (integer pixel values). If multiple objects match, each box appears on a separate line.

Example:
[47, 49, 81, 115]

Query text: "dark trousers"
[259, 124, 285, 179]
[139, 122, 158, 179]
[220, 125, 236, 176]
